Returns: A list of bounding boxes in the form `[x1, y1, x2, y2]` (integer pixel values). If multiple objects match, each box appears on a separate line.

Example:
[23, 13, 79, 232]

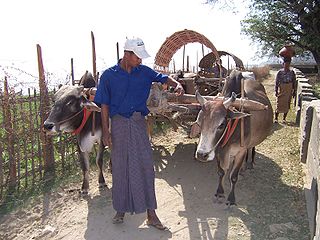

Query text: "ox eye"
[218, 122, 226, 130]
[66, 99, 75, 106]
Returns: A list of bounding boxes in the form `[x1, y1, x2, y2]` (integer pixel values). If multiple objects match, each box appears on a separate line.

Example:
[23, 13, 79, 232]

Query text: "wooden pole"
[182, 45, 185, 72]
[91, 31, 97, 83]
[37, 44, 54, 173]
[202, 44, 204, 57]
[240, 78, 244, 146]
[116, 42, 119, 62]
[187, 55, 189, 72]
[71, 58, 75, 85]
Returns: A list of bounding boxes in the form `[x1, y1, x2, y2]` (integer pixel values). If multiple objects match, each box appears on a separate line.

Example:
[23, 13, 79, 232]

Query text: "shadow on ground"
[153, 141, 309, 240]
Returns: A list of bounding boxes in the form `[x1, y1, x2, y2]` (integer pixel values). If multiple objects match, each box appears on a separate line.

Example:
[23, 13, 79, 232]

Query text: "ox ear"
[227, 110, 250, 120]
[189, 109, 204, 138]
[190, 122, 201, 138]
[223, 92, 237, 109]
[81, 99, 101, 112]
[77, 86, 85, 95]
[195, 90, 207, 106]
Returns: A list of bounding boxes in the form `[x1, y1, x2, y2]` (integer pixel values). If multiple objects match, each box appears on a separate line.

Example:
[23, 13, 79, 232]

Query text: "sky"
[0, 0, 258, 90]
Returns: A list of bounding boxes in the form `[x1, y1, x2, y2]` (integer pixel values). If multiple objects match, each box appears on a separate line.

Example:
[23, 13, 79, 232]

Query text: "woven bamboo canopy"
[199, 51, 244, 69]
[154, 29, 219, 72]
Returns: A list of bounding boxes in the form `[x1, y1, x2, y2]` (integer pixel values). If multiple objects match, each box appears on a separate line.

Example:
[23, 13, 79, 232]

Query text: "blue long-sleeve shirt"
[94, 62, 168, 118]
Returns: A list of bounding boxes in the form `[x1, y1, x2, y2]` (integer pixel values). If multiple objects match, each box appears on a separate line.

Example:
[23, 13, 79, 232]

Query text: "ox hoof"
[213, 194, 225, 204]
[99, 183, 108, 189]
[246, 162, 254, 169]
[80, 189, 89, 195]
[226, 201, 237, 207]
[223, 204, 236, 211]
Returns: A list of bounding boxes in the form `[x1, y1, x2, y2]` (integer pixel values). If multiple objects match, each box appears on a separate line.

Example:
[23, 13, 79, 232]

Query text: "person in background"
[94, 37, 184, 230]
[211, 59, 227, 78]
[274, 58, 297, 123]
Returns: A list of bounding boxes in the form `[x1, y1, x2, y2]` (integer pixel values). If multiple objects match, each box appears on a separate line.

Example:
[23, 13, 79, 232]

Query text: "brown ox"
[43, 72, 107, 194]
[192, 70, 273, 205]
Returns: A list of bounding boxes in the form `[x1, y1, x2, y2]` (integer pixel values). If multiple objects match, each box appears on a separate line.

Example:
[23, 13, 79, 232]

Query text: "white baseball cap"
[124, 37, 150, 59]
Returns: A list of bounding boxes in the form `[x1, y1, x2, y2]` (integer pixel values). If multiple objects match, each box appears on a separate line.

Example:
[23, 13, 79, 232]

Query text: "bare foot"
[146, 210, 168, 231]
[112, 212, 125, 224]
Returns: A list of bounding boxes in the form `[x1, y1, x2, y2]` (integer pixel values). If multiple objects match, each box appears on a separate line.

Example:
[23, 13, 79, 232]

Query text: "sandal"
[146, 220, 169, 231]
[112, 213, 124, 224]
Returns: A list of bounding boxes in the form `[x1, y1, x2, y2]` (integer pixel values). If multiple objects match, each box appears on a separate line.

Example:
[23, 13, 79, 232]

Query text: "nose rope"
[213, 119, 231, 149]
[204, 119, 230, 154]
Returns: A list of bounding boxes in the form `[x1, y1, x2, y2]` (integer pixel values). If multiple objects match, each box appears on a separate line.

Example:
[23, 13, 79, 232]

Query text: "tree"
[241, 0, 320, 77]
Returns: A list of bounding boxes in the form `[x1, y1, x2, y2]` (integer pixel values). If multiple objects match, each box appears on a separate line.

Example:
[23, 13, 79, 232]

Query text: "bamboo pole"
[91, 31, 97, 83]
[37, 44, 54, 174]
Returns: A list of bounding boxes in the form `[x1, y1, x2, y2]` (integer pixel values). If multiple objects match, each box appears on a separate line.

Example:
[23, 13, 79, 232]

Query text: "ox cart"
[149, 29, 246, 130]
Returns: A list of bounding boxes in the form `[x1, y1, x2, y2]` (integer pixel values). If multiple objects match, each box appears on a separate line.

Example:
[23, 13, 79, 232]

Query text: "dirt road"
[0, 72, 309, 240]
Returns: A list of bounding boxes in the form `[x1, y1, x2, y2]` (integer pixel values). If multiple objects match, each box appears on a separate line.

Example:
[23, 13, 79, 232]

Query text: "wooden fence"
[0, 46, 80, 206]
[0, 32, 100, 207]
[0, 81, 79, 205]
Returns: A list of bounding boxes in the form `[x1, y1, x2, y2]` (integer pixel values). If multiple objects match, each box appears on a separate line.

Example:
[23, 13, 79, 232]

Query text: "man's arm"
[101, 104, 111, 147]
[165, 75, 185, 96]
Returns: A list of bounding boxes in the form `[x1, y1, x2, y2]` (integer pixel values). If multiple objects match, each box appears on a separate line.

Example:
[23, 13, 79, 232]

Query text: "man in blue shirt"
[94, 37, 184, 230]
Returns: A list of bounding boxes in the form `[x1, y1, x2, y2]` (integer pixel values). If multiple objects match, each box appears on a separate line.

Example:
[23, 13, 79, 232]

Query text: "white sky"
[0, 0, 257, 88]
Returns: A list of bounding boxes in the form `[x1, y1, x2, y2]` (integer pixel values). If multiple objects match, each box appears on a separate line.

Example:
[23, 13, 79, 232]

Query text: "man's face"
[127, 51, 142, 67]
[283, 62, 290, 69]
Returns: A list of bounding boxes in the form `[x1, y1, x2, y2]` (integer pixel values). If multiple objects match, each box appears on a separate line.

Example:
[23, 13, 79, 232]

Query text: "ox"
[192, 70, 273, 205]
[43, 72, 107, 194]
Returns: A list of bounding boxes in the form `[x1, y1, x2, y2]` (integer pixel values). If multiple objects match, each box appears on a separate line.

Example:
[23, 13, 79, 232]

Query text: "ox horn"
[195, 90, 207, 106]
[223, 92, 237, 109]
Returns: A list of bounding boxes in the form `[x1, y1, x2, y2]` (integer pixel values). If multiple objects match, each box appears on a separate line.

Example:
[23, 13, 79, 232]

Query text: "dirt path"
[0, 71, 309, 240]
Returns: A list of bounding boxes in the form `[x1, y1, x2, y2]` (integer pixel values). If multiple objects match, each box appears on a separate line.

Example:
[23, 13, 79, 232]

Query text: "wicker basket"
[154, 29, 219, 72]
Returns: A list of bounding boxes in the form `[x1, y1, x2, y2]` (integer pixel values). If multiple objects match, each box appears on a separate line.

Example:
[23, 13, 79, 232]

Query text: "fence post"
[3, 76, 16, 189]
[91, 31, 97, 83]
[37, 44, 55, 174]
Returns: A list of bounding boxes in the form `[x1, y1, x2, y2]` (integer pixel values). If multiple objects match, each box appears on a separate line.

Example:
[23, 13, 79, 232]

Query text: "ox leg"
[214, 159, 225, 202]
[240, 147, 256, 174]
[96, 143, 107, 188]
[79, 151, 90, 194]
[246, 147, 255, 170]
[227, 150, 246, 206]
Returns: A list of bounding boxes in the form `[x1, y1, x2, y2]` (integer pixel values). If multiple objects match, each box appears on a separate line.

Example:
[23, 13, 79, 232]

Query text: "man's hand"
[174, 83, 185, 96]
[102, 130, 112, 148]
